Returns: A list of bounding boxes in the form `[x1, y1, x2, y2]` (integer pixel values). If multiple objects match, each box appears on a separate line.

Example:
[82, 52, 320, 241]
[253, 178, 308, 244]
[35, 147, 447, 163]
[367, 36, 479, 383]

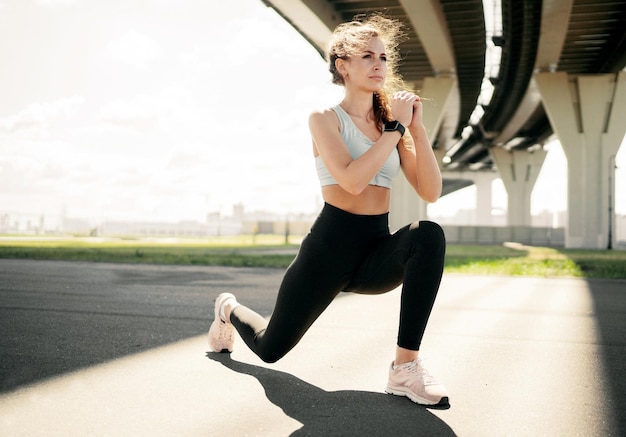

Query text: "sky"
[0, 0, 624, 224]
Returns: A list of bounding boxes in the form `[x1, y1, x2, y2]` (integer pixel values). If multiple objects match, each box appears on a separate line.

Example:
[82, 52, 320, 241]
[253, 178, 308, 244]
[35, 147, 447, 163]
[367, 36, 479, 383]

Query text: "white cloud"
[1, 0, 331, 221]
[37, 0, 77, 5]
[104, 30, 162, 69]
[98, 98, 160, 131]
[178, 45, 210, 71]
[0, 96, 84, 134]
[97, 83, 198, 132]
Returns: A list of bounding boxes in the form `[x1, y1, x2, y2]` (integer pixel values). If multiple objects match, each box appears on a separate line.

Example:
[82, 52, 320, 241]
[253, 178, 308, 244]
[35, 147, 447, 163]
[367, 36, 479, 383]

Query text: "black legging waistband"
[311, 202, 390, 240]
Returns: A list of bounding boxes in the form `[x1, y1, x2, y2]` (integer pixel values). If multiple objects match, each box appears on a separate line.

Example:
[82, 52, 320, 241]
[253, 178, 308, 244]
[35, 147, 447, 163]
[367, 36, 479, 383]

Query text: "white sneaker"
[208, 293, 238, 353]
[385, 358, 449, 407]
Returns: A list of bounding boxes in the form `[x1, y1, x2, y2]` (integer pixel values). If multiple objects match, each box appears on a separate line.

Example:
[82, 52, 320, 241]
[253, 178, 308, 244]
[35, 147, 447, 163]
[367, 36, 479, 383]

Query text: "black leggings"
[230, 202, 446, 363]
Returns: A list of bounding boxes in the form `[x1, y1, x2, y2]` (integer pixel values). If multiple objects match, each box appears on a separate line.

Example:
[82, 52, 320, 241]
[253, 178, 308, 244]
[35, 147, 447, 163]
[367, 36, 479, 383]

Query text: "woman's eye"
[381, 56, 387, 62]
[363, 54, 371, 59]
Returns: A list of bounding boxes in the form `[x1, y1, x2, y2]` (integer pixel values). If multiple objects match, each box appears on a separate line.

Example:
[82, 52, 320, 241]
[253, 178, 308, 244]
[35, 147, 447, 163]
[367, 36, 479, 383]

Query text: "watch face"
[385, 121, 400, 131]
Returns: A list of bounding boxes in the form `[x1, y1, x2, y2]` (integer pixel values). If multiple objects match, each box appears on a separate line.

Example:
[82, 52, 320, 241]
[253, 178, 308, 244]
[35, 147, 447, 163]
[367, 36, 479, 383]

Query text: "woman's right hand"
[390, 91, 416, 127]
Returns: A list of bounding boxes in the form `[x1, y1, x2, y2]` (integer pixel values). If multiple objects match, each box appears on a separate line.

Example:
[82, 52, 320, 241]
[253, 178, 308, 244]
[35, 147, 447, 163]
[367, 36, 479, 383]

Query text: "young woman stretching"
[208, 15, 448, 407]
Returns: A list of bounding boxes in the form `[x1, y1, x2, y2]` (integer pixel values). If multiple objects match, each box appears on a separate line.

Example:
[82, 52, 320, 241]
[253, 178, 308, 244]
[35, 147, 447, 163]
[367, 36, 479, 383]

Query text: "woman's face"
[340, 36, 387, 92]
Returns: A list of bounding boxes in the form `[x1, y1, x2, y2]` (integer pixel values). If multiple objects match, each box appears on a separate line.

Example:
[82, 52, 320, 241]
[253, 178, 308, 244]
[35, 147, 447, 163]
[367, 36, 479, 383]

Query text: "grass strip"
[0, 238, 625, 279]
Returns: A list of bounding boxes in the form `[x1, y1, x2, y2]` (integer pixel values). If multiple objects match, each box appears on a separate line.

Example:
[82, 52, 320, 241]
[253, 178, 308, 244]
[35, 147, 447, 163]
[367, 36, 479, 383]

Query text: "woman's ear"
[335, 58, 348, 78]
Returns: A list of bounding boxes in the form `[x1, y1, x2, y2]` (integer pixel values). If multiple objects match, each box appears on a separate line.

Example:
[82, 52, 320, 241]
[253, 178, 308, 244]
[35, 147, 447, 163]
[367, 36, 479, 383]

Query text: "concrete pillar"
[490, 148, 547, 227]
[390, 76, 456, 231]
[474, 172, 497, 225]
[535, 71, 626, 248]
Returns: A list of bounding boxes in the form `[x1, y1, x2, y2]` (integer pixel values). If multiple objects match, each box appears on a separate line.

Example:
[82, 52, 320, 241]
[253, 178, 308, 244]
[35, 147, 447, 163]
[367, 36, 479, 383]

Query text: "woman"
[208, 15, 448, 407]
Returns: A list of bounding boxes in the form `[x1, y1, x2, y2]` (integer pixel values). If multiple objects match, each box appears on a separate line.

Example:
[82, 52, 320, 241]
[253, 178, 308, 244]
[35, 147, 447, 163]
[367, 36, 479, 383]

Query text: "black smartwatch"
[383, 120, 405, 137]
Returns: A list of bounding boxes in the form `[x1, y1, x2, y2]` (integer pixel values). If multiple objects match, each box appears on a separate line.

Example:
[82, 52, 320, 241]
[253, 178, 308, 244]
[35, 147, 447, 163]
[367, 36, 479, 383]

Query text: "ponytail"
[373, 91, 406, 148]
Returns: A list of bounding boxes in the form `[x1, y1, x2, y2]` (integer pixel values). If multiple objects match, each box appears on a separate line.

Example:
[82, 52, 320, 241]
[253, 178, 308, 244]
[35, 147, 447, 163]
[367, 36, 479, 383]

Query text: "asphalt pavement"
[0, 259, 624, 436]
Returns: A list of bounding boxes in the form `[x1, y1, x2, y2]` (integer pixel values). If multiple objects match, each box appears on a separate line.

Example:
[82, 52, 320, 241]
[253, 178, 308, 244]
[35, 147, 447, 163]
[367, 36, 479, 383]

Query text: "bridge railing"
[442, 225, 566, 247]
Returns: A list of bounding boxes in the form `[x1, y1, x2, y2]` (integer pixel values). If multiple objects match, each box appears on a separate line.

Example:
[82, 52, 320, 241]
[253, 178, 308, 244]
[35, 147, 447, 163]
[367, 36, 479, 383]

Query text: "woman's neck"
[340, 90, 374, 121]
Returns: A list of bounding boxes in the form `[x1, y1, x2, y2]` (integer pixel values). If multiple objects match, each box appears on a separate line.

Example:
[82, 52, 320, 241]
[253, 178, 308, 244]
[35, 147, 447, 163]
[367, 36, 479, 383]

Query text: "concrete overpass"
[261, 0, 626, 248]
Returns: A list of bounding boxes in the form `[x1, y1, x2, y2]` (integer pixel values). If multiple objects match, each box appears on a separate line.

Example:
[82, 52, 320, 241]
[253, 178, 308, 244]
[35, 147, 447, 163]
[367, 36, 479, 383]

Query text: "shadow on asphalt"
[587, 279, 626, 436]
[0, 260, 281, 393]
[207, 352, 457, 436]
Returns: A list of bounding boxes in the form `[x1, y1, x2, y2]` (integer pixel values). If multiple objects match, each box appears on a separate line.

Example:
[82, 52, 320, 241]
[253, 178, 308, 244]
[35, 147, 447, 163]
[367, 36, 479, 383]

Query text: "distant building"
[1, 207, 624, 248]
[98, 218, 242, 238]
[0, 211, 48, 234]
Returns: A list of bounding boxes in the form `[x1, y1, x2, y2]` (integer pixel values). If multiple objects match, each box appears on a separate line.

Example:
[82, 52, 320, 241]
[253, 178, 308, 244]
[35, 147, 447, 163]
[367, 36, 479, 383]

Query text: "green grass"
[445, 243, 626, 279]
[1, 236, 625, 279]
[0, 235, 298, 268]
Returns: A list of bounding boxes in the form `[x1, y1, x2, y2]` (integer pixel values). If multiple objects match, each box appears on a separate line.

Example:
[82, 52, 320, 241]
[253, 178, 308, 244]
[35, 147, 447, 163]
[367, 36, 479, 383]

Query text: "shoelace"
[217, 321, 233, 340]
[403, 359, 438, 385]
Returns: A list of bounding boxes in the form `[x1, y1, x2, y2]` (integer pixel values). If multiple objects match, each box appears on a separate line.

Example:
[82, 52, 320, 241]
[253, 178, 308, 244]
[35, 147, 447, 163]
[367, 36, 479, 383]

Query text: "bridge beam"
[261, 0, 339, 55]
[398, 0, 455, 74]
[390, 76, 457, 230]
[535, 71, 626, 248]
[490, 148, 547, 227]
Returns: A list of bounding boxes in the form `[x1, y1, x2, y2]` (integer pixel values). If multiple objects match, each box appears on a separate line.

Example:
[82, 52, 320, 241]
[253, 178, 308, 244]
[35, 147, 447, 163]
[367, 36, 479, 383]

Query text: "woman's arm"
[309, 111, 405, 195]
[399, 98, 442, 203]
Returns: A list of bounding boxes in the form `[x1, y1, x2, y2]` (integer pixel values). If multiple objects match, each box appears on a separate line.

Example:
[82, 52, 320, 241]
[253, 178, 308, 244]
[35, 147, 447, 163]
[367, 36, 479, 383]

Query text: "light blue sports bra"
[315, 105, 400, 189]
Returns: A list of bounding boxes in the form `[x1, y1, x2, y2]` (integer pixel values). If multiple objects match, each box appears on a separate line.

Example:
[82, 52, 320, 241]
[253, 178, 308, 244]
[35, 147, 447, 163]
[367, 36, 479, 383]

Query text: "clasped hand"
[390, 91, 423, 129]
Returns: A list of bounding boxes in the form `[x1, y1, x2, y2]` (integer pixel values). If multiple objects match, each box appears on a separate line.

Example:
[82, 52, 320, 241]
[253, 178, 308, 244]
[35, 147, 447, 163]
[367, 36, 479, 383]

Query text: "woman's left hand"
[409, 95, 424, 128]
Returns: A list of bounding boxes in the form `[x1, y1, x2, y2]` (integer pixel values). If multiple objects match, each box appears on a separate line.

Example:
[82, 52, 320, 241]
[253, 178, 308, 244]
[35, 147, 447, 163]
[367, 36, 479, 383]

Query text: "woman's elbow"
[336, 174, 369, 195]
[419, 185, 442, 203]
[421, 193, 441, 203]
[341, 182, 367, 196]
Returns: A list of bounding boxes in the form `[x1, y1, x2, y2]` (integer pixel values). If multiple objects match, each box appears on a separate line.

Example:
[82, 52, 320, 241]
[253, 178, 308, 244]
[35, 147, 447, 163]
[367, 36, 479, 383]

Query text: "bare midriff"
[321, 184, 391, 215]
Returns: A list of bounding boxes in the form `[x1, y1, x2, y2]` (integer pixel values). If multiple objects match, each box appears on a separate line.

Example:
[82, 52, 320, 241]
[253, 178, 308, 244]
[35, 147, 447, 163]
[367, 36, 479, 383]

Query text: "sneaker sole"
[209, 343, 233, 353]
[385, 386, 450, 408]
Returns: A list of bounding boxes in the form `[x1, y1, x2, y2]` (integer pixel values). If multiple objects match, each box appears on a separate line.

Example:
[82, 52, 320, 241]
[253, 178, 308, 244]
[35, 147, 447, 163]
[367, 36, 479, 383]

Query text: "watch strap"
[383, 120, 405, 137]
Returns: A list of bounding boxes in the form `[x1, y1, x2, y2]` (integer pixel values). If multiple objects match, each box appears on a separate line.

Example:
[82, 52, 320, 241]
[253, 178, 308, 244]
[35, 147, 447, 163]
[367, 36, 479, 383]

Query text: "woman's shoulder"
[309, 105, 339, 118]
[309, 106, 340, 127]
